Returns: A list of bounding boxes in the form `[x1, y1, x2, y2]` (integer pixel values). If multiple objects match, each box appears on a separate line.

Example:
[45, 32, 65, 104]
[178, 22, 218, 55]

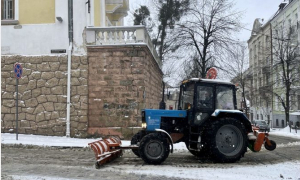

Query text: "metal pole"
[16, 78, 19, 140]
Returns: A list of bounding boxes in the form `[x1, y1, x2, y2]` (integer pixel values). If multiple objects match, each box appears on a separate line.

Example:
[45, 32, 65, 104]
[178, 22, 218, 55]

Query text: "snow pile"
[269, 127, 300, 139]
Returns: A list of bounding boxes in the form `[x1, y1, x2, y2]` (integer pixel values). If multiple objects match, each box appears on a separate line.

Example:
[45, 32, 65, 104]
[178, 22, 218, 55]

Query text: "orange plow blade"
[248, 129, 276, 152]
[88, 136, 122, 168]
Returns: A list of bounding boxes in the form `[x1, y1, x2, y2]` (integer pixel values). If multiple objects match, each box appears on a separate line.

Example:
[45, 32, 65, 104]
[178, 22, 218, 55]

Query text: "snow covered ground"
[1, 127, 300, 180]
[269, 126, 300, 139]
[2, 127, 299, 147]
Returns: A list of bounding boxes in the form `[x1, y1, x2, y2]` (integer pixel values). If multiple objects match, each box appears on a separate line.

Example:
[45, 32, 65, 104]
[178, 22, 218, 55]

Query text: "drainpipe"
[66, 0, 73, 137]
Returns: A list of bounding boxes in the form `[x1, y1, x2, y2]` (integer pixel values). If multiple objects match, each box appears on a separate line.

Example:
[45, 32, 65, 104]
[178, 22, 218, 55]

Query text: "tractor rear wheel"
[139, 133, 170, 165]
[206, 118, 248, 163]
[131, 131, 143, 157]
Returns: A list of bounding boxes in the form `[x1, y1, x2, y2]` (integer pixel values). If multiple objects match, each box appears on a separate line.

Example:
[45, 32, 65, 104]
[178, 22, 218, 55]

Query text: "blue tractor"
[130, 78, 276, 164]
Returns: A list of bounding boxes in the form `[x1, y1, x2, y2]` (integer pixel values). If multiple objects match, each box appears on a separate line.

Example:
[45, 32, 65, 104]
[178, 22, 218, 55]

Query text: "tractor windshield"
[179, 83, 194, 110]
[216, 86, 235, 110]
[197, 86, 214, 109]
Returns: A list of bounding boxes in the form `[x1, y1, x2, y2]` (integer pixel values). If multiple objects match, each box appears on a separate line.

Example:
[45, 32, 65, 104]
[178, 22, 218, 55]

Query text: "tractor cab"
[178, 78, 237, 126]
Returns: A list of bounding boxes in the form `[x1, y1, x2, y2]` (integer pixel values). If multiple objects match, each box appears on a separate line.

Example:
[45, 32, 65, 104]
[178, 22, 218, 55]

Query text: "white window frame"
[1, 0, 19, 25]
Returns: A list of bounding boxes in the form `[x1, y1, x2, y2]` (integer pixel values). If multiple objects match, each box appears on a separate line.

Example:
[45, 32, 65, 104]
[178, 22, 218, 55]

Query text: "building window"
[281, 120, 284, 127]
[257, 114, 259, 120]
[261, 114, 263, 120]
[1, 0, 14, 20]
[276, 119, 279, 126]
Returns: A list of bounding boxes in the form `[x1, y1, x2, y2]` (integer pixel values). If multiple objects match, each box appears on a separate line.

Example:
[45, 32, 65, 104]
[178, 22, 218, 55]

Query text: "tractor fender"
[155, 129, 174, 153]
[211, 109, 252, 132]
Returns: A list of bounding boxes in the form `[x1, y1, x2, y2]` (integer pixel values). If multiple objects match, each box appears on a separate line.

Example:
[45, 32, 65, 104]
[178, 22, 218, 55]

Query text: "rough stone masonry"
[1, 55, 89, 137]
[1, 45, 163, 139]
[87, 45, 163, 139]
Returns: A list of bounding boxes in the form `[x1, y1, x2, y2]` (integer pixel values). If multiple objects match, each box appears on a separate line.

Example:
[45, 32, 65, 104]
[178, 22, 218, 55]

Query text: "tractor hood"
[143, 109, 187, 131]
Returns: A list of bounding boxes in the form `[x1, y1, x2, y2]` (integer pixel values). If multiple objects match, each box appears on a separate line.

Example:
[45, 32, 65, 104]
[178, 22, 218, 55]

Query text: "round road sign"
[206, 67, 217, 79]
[14, 63, 23, 79]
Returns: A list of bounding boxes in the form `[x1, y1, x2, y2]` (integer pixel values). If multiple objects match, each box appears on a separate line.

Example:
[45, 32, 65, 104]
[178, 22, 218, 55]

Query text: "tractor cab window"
[197, 86, 213, 109]
[180, 84, 194, 110]
[216, 86, 234, 110]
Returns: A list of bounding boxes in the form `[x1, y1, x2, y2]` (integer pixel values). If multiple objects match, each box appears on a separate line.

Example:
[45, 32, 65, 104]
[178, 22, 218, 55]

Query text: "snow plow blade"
[248, 128, 276, 152]
[88, 136, 123, 168]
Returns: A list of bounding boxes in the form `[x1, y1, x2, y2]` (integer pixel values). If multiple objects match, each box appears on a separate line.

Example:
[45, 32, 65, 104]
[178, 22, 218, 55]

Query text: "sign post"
[14, 63, 23, 140]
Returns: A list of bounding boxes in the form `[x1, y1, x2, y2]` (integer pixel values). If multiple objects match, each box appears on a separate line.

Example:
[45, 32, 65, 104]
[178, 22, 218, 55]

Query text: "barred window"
[1, 0, 14, 20]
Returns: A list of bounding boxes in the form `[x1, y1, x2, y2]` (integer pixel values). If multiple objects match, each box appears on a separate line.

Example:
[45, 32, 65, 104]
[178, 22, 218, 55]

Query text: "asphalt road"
[1, 134, 300, 180]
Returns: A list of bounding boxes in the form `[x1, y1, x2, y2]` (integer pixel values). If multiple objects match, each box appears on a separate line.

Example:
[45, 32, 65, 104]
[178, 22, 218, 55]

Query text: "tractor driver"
[198, 88, 213, 108]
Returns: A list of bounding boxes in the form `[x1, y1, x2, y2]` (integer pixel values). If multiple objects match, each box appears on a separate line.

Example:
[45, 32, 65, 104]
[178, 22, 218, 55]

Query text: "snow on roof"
[185, 78, 234, 85]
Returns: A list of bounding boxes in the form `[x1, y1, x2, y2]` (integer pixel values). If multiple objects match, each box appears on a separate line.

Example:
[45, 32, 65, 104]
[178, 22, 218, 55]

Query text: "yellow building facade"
[2, 0, 128, 27]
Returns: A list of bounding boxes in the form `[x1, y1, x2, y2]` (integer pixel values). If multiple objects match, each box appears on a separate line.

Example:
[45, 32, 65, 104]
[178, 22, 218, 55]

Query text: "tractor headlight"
[142, 122, 147, 129]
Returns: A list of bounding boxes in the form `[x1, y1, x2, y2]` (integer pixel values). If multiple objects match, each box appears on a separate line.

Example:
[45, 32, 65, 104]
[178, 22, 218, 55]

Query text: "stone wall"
[1, 46, 162, 139]
[87, 46, 163, 138]
[1, 55, 88, 137]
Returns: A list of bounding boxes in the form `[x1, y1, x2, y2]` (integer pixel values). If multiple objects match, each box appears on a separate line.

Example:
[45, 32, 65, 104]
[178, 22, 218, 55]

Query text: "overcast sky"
[126, 0, 284, 42]
[125, 0, 285, 84]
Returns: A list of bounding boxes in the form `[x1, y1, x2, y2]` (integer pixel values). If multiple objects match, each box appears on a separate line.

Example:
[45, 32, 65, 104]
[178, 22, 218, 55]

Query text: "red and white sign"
[14, 63, 23, 79]
[206, 67, 217, 79]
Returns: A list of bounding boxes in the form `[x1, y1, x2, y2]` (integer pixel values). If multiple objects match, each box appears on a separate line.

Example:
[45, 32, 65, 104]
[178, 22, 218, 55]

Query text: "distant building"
[246, 0, 300, 128]
[270, 0, 300, 128]
[247, 18, 272, 124]
[165, 87, 180, 110]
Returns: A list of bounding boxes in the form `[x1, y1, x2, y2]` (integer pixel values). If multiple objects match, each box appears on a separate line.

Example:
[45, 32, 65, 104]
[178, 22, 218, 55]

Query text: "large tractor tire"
[138, 133, 170, 165]
[131, 131, 144, 157]
[206, 117, 248, 163]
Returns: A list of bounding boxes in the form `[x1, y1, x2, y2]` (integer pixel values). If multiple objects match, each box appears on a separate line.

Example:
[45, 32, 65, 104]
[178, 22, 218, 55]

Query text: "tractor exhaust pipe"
[159, 81, 166, 109]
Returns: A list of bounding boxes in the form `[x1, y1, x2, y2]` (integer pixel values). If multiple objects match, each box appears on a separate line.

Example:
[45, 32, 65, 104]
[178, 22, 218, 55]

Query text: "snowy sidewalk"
[1, 133, 188, 150]
[2, 126, 299, 148]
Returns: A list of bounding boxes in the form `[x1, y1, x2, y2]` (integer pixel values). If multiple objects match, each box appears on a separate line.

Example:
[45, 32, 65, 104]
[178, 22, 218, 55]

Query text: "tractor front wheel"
[206, 118, 248, 163]
[139, 133, 170, 165]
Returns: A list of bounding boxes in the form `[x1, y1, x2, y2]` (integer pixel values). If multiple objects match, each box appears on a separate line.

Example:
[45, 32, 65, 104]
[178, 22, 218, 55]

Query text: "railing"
[86, 25, 162, 68]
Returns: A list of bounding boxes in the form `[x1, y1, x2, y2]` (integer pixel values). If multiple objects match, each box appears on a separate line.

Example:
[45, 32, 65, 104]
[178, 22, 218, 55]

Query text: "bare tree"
[175, 0, 243, 78]
[271, 23, 300, 125]
[224, 44, 250, 115]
